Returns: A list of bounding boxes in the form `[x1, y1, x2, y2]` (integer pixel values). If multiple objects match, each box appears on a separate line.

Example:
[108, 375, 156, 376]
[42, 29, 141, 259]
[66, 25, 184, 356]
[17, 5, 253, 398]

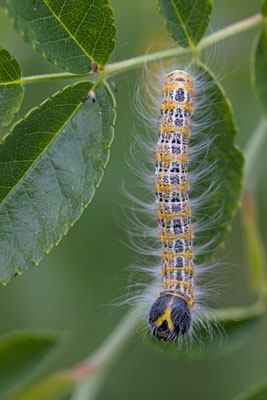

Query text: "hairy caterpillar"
[149, 70, 195, 342]
[120, 60, 230, 345]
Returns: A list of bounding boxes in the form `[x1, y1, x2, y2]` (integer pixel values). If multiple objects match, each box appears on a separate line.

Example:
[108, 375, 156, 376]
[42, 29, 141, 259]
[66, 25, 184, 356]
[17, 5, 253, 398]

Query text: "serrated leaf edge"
[156, 0, 214, 48]
[0, 80, 116, 284]
[0, 0, 117, 72]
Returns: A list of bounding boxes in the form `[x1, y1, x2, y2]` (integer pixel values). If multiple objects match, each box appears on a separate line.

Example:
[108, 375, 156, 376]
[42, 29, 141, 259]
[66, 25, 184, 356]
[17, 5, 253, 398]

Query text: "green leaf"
[0, 48, 24, 133]
[8, 372, 75, 400]
[251, 29, 267, 117]
[261, 0, 267, 17]
[234, 378, 267, 400]
[188, 63, 244, 263]
[0, 330, 64, 400]
[0, 80, 116, 284]
[156, 0, 213, 48]
[0, 0, 116, 73]
[147, 303, 264, 360]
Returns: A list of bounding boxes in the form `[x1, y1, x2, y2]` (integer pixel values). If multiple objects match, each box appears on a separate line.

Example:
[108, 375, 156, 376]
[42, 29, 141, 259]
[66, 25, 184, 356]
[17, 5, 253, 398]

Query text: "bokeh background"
[0, 0, 267, 399]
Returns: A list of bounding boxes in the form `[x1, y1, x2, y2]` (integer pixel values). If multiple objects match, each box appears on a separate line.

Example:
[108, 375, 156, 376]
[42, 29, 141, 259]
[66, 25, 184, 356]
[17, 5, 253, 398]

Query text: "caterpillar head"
[149, 294, 192, 342]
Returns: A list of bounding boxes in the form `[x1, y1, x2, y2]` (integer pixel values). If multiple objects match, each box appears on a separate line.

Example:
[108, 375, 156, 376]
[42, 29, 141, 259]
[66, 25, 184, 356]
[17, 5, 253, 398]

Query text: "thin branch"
[20, 71, 94, 85]
[104, 13, 262, 77]
[70, 306, 144, 400]
[18, 13, 262, 85]
[241, 192, 267, 296]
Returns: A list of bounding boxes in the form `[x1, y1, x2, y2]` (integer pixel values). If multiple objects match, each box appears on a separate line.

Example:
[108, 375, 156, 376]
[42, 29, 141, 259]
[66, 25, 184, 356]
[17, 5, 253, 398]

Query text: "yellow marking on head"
[155, 297, 175, 330]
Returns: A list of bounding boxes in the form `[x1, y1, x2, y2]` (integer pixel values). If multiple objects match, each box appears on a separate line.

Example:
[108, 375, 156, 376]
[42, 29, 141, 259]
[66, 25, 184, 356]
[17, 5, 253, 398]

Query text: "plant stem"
[21, 71, 94, 85]
[19, 13, 262, 85]
[241, 191, 267, 296]
[71, 300, 266, 400]
[241, 117, 267, 298]
[244, 117, 267, 191]
[104, 13, 262, 77]
[87, 306, 143, 369]
[71, 306, 144, 400]
[198, 13, 262, 51]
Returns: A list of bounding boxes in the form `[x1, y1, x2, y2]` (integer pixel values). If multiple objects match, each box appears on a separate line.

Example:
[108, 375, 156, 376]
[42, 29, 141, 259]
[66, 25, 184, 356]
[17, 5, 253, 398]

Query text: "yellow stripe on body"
[157, 206, 192, 220]
[155, 181, 190, 194]
[160, 265, 196, 277]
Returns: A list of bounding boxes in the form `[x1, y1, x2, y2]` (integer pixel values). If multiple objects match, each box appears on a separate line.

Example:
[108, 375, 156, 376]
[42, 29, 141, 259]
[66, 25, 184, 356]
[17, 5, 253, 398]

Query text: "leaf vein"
[42, 0, 94, 62]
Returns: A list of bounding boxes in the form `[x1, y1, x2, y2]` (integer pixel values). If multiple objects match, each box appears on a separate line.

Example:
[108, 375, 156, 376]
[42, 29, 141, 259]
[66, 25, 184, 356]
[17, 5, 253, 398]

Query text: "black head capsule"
[149, 294, 191, 342]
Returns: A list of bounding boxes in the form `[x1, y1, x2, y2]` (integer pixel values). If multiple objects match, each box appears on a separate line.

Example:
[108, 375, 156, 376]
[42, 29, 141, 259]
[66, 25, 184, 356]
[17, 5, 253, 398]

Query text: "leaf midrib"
[42, 0, 94, 63]
[170, 0, 196, 49]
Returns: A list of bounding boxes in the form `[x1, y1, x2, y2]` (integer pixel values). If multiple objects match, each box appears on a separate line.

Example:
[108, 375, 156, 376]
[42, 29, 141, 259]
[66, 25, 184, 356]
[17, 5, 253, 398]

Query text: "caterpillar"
[148, 70, 195, 342]
[121, 62, 225, 345]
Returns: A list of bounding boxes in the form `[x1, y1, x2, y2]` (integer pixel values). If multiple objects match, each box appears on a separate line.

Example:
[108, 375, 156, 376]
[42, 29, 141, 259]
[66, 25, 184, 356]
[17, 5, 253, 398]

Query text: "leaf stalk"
[18, 13, 262, 85]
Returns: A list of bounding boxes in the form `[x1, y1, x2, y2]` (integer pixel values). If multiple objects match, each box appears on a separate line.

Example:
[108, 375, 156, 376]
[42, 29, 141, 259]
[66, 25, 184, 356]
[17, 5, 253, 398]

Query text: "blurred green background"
[0, 0, 267, 399]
